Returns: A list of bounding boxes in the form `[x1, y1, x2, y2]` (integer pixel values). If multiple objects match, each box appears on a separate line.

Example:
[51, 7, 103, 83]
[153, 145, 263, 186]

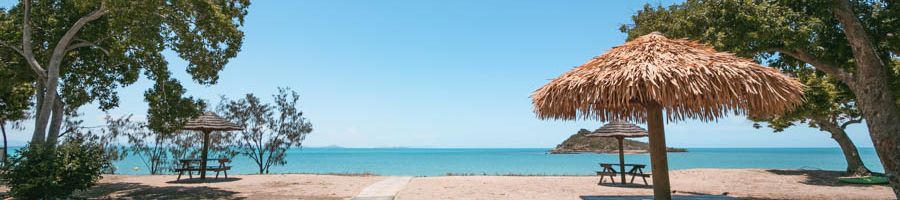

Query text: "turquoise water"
[109, 147, 884, 176]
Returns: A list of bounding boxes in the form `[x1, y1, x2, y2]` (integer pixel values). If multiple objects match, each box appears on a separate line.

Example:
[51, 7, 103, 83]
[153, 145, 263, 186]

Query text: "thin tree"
[219, 88, 312, 174]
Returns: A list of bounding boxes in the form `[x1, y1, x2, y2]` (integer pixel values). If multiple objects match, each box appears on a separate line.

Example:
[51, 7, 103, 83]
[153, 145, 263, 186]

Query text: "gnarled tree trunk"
[815, 120, 872, 176]
[832, 0, 900, 197]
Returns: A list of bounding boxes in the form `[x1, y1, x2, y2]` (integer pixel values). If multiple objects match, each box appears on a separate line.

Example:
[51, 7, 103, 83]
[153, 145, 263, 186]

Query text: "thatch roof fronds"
[588, 120, 648, 138]
[532, 32, 804, 122]
[182, 112, 243, 131]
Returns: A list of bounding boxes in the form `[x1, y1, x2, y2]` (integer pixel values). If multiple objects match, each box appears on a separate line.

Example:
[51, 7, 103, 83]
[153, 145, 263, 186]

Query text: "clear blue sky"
[4, 0, 874, 148]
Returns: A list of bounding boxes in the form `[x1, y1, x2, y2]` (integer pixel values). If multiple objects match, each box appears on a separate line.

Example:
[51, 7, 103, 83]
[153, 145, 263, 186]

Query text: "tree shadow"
[597, 183, 653, 189]
[765, 169, 874, 187]
[76, 182, 243, 199]
[580, 194, 735, 200]
[166, 177, 243, 184]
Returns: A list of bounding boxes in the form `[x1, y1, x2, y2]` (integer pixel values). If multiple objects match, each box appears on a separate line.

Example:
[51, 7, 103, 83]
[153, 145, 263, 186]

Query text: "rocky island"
[550, 129, 687, 154]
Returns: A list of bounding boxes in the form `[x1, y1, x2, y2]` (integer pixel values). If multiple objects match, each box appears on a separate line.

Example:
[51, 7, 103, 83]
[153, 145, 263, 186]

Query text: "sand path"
[352, 176, 413, 200]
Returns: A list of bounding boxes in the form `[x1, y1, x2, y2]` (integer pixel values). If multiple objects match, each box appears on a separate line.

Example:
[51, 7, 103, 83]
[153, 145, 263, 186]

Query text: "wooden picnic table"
[175, 158, 232, 180]
[596, 163, 650, 185]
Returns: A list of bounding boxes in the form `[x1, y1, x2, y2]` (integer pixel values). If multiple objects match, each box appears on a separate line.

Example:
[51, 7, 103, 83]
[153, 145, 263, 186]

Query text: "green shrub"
[3, 137, 109, 199]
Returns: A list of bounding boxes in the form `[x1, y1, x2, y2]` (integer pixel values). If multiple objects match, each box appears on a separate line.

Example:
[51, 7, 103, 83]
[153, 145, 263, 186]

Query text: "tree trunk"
[817, 120, 872, 176]
[832, 0, 900, 197]
[33, 81, 59, 147]
[30, 84, 46, 144]
[1, 122, 7, 163]
[46, 96, 64, 146]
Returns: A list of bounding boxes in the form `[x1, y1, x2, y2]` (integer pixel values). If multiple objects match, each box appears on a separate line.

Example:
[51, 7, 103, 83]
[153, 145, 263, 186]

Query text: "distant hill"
[550, 129, 687, 154]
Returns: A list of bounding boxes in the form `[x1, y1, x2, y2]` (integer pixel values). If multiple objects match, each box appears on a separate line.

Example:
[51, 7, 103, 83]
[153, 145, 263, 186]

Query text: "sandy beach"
[47, 168, 892, 200]
[75, 174, 385, 200]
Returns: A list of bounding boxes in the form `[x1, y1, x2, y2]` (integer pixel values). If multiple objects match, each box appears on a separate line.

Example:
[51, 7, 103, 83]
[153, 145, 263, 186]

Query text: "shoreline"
[55, 168, 893, 200]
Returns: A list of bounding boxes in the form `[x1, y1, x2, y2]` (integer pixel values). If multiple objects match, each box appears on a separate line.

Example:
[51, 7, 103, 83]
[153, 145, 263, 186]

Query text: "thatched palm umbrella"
[532, 32, 804, 199]
[181, 112, 242, 179]
[588, 120, 648, 184]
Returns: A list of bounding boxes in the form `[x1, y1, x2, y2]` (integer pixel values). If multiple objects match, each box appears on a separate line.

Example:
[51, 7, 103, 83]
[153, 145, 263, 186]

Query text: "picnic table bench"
[175, 158, 232, 180]
[597, 163, 650, 185]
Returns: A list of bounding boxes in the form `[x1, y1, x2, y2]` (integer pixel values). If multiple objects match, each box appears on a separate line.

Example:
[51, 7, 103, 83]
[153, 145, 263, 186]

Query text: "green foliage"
[0, 36, 33, 128]
[2, 136, 109, 199]
[621, 0, 897, 131]
[0, 0, 250, 144]
[621, 0, 896, 65]
[752, 68, 860, 132]
[0, 0, 250, 110]
[145, 78, 204, 136]
[218, 88, 312, 174]
[0, 60, 32, 124]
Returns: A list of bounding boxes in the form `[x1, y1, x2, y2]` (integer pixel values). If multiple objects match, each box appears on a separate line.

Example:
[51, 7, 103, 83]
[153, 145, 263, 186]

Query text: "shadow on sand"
[597, 183, 653, 189]
[580, 194, 735, 200]
[76, 182, 243, 199]
[765, 169, 875, 187]
[166, 177, 243, 184]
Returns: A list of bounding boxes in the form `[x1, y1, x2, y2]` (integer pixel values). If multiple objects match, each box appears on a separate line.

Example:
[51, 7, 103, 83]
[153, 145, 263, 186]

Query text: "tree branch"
[18, 0, 46, 81]
[50, 2, 108, 65]
[66, 36, 112, 55]
[0, 40, 25, 57]
[841, 118, 863, 130]
[773, 48, 855, 84]
[36, 2, 109, 142]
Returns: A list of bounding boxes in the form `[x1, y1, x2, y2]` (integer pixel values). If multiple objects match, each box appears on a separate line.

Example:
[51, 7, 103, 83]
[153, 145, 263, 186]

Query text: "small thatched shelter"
[181, 112, 242, 179]
[532, 32, 803, 199]
[588, 120, 648, 184]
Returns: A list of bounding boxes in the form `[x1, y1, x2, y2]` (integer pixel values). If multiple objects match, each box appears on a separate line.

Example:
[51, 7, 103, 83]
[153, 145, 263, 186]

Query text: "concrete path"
[352, 176, 413, 200]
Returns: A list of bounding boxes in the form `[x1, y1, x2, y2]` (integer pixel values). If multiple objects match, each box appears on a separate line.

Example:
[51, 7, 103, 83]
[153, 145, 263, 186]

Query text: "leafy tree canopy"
[0, 0, 249, 133]
[621, 0, 897, 76]
[621, 0, 899, 128]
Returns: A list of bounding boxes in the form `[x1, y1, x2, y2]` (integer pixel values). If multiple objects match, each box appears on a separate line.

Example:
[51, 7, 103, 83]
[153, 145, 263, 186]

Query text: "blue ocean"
[108, 147, 884, 176]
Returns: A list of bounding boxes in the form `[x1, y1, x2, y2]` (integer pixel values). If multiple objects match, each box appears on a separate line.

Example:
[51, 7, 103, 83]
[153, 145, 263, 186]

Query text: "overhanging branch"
[773, 48, 855, 84]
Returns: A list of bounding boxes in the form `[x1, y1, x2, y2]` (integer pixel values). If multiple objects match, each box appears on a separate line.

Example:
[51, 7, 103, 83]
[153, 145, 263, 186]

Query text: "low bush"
[2, 137, 109, 199]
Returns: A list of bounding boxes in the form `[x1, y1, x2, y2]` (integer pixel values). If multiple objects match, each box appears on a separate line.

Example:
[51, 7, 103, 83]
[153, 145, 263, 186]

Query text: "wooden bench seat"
[175, 166, 231, 171]
[625, 172, 651, 177]
[596, 171, 618, 176]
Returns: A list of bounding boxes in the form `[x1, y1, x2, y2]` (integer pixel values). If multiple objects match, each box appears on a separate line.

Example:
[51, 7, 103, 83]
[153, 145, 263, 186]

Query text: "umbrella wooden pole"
[200, 130, 210, 179]
[646, 101, 671, 200]
[618, 137, 626, 184]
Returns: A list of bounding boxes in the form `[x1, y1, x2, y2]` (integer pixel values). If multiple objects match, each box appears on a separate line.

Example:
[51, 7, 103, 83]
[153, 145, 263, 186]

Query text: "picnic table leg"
[598, 167, 610, 185]
[597, 168, 604, 185]
[628, 167, 637, 184]
[224, 169, 228, 178]
[603, 168, 615, 184]
[639, 168, 648, 185]
[177, 171, 183, 180]
[610, 168, 618, 184]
